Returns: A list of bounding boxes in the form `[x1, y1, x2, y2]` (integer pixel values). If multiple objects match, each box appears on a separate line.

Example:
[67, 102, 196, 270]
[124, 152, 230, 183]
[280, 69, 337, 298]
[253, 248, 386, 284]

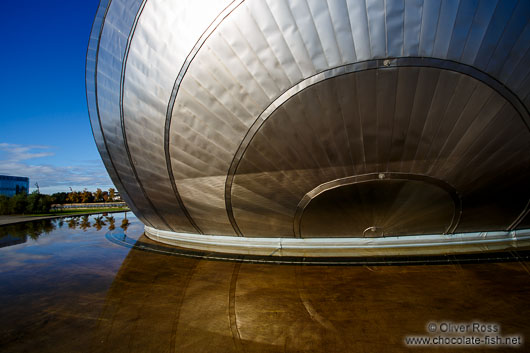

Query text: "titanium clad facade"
[87, 0, 530, 246]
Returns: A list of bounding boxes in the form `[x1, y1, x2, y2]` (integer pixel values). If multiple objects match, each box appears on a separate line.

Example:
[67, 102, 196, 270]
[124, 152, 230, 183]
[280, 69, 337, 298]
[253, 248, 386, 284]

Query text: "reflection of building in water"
[92, 237, 530, 352]
[88, 0, 530, 255]
[0, 175, 29, 197]
[0, 234, 27, 248]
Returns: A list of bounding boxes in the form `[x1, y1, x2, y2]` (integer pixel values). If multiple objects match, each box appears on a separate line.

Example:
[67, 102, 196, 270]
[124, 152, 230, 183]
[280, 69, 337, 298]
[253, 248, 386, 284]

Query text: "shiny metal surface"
[145, 226, 530, 258]
[88, 0, 158, 228]
[293, 173, 461, 238]
[87, 0, 530, 248]
[230, 67, 529, 237]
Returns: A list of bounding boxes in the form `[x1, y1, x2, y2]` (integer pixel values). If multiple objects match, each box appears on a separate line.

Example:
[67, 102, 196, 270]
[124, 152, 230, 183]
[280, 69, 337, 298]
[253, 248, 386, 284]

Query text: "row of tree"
[65, 188, 119, 203]
[0, 188, 122, 215]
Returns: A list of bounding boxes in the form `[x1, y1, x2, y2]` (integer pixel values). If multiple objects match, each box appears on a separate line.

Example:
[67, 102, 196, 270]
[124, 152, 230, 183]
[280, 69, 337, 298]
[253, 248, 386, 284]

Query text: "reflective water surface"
[1, 213, 530, 352]
[0, 213, 141, 352]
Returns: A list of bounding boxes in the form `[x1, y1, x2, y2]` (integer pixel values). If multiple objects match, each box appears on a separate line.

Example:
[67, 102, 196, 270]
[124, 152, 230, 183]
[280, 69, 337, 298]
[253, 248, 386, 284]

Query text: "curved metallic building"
[87, 0, 530, 255]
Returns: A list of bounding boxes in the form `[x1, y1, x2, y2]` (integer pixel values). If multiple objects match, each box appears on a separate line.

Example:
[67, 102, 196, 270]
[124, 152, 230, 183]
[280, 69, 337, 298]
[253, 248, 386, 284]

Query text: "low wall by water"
[51, 202, 127, 210]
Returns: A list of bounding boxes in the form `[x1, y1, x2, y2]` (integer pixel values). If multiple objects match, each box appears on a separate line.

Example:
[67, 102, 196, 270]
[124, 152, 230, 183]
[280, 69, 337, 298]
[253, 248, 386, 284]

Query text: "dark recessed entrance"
[299, 178, 457, 238]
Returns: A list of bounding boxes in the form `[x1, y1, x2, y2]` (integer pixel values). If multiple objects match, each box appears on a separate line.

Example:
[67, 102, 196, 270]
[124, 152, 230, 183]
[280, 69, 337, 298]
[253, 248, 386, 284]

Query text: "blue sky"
[0, 0, 113, 194]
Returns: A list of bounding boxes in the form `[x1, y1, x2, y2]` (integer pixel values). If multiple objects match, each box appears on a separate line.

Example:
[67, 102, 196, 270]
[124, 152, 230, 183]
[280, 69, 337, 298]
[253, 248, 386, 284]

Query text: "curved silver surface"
[293, 173, 462, 238]
[144, 226, 530, 257]
[230, 66, 529, 237]
[87, 0, 530, 253]
[86, 0, 153, 227]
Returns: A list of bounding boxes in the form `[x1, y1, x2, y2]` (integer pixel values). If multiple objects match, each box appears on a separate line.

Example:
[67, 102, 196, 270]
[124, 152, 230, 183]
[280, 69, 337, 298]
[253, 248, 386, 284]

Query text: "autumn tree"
[94, 188, 103, 202]
[66, 191, 79, 203]
[108, 188, 115, 201]
[81, 189, 94, 203]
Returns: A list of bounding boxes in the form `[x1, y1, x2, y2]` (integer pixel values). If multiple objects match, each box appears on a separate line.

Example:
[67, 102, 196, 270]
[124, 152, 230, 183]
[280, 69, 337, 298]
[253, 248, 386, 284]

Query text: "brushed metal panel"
[87, 0, 155, 227]
[399, 68, 441, 172]
[306, 0, 343, 67]
[423, 77, 480, 176]
[486, 0, 530, 77]
[314, 75, 356, 175]
[266, 0, 317, 77]
[510, 54, 530, 102]
[387, 68, 421, 171]
[403, 0, 423, 56]
[446, 0, 478, 60]
[346, 0, 371, 60]
[299, 87, 349, 177]
[218, 22, 278, 104]
[459, 0, 498, 64]
[86, 0, 111, 184]
[230, 67, 530, 237]
[473, 0, 518, 70]
[355, 70, 378, 173]
[499, 21, 530, 81]
[246, 1, 302, 84]
[365, 0, 386, 58]
[122, 0, 233, 232]
[233, 7, 294, 95]
[385, 0, 405, 57]
[432, 0, 459, 58]
[375, 68, 398, 171]
[88, 0, 530, 240]
[336, 74, 366, 175]
[410, 70, 461, 174]
[98, 0, 169, 229]
[419, 0, 441, 57]
[326, 0, 356, 62]
[176, 176, 239, 236]
[288, 0, 330, 70]
[172, 1, 530, 236]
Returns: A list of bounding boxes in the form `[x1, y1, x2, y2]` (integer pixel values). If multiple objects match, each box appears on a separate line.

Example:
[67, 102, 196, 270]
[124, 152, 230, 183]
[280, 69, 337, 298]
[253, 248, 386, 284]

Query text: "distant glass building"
[0, 175, 29, 197]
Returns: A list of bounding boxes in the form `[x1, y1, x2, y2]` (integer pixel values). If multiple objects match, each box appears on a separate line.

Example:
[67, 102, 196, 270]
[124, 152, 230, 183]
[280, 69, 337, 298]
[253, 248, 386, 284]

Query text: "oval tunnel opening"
[299, 179, 456, 238]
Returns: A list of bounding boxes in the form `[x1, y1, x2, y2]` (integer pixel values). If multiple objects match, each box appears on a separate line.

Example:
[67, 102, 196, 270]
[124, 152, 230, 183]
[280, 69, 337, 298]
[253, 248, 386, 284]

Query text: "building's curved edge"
[117, 0, 178, 232]
[85, 0, 151, 227]
[144, 226, 530, 257]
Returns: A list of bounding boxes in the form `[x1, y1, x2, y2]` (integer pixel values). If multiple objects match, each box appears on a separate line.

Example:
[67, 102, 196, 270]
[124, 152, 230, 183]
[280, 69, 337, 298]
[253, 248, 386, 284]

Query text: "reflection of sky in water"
[0, 212, 141, 300]
[1, 212, 141, 248]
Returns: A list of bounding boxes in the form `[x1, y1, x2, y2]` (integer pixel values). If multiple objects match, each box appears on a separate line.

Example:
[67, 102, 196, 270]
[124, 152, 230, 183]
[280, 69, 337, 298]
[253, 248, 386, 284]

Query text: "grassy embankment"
[23, 207, 130, 217]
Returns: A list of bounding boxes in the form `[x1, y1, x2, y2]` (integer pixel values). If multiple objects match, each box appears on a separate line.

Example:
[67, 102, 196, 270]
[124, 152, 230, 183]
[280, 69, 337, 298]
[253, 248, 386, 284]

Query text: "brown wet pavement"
[2, 230, 530, 352]
[91, 236, 530, 353]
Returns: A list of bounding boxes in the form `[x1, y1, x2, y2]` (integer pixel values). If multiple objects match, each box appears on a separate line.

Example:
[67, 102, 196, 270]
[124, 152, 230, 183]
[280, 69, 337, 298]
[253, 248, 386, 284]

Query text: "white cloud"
[0, 143, 54, 161]
[0, 143, 114, 193]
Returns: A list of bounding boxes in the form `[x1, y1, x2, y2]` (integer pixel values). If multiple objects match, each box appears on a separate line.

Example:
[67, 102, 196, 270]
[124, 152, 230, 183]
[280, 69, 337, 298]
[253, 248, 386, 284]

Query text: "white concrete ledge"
[144, 226, 530, 257]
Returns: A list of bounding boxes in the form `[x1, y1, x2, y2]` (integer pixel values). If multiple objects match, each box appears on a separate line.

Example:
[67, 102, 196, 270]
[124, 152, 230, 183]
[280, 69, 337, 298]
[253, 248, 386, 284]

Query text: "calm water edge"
[1, 213, 530, 352]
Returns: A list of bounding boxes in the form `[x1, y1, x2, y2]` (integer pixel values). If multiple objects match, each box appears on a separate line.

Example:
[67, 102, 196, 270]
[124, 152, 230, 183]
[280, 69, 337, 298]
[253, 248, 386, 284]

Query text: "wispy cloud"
[0, 143, 113, 193]
[0, 143, 54, 161]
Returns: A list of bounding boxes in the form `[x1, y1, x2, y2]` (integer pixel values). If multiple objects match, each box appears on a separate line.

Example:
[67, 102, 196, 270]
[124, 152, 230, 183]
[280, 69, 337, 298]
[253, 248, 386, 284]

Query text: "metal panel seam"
[120, 0, 188, 232]
[164, 0, 247, 235]
[89, 0, 154, 228]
